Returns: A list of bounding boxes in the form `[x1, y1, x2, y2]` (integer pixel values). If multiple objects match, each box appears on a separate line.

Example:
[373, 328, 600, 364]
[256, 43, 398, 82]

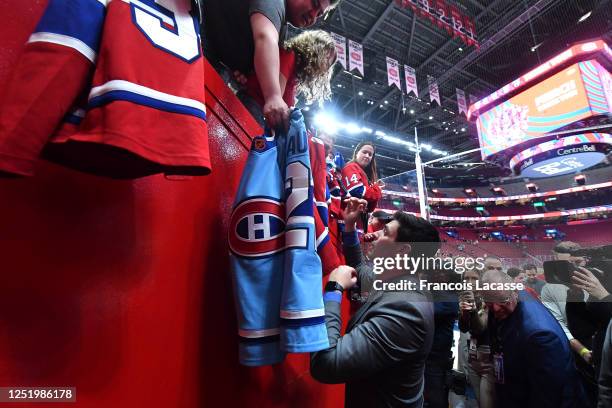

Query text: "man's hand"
[342, 197, 368, 232]
[263, 95, 289, 131]
[571, 267, 610, 300]
[362, 230, 382, 242]
[329, 265, 358, 290]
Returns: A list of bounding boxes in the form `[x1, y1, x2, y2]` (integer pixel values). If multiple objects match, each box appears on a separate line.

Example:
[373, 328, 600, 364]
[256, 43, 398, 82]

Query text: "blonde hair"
[284, 30, 336, 106]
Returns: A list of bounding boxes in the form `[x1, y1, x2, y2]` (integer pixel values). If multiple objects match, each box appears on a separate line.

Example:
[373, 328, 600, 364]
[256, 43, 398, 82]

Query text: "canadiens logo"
[229, 198, 285, 257]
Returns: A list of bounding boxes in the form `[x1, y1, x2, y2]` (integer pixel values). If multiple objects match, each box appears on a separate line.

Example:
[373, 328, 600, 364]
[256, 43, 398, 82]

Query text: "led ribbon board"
[509, 132, 612, 177]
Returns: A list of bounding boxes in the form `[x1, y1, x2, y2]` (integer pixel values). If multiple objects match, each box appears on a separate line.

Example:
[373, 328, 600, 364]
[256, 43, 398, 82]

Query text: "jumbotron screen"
[476, 60, 612, 159]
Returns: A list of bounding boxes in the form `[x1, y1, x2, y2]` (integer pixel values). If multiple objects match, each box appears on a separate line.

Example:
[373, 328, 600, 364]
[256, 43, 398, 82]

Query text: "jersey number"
[131, 0, 200, 62]
[285, 162, 311, 249]
[345, 174, 359, 186]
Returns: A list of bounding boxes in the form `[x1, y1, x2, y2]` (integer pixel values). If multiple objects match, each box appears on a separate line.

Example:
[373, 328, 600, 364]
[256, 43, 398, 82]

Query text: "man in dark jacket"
[311, 198, 439, 407]
[483, 270, 586, 408]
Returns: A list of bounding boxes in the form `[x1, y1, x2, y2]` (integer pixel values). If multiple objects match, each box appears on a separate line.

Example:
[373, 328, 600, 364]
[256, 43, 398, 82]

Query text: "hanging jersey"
[0, 0, 104, 176]
[279, 110, 328, 353]
[0, 0, 210, 178]
[309, 136, 340, 275]
[228, 134, 286, 366]
[229, 109, 328, 366]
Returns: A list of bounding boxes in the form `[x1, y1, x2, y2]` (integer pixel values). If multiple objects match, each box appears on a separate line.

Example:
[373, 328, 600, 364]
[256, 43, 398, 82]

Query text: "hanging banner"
[404, 65, 418, 97]
[397, 0, 478, 47]
[386, 57, 401, 90]
[463, 15, 478, 47]
[348, 39, 364, 76]
[330, 32, 347, 69]
[432, 0, 450, 32]
[456, 88, 467, 115]
[428, 75, 440, 105]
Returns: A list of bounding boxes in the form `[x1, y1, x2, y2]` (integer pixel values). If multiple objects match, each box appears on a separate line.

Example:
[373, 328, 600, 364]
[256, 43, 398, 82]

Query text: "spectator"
[484, 255, 503, 273]
[506, 267, 525, 284]
[542, 241, 596, 406]
[202, 0, 338, 129]
[310, 198, 438, 407]
[244, 30, 336, 125]
[483, 270, 586, 408]
[459, 268, 496, 408]
[523, 264, 545, 295]
[341, 142, 382, 213]
[598, 319, 612, 408]
[424, 269, 459, 408]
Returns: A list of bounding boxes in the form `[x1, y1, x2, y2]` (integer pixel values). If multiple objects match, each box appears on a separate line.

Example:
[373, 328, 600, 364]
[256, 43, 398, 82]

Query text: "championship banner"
[428, 76, 440, 105]
[456, 88, 467, 115]
[348, 39, 364, 76]
[397, 0, 478, 47]
[432, 0, 450, 32]
[386, 57, 401, 90]
[463, 15, 478, 46]
[331, 32, 347, 69]
[404, 65, 418, 97]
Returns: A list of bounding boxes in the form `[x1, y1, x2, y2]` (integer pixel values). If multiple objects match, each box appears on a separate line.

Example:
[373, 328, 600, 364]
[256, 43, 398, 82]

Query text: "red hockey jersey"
[0, 0, 209, 178]
[341, 161, 382, 212]
[309, 136, 341, 275]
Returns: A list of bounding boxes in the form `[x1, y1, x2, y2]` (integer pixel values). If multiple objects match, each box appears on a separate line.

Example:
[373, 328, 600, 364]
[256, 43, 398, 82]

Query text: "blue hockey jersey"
[228, 110, 329, 366]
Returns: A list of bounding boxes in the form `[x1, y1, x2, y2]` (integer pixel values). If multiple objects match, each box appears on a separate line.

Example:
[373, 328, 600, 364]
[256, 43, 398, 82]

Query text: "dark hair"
[351, 141, 378, 182]
[393, 211, 440, 257]
[553, 241, 581, 254]
[371, 210, 393, 222]
[523, 264, 537, 271]
[507, 267, 522, 278]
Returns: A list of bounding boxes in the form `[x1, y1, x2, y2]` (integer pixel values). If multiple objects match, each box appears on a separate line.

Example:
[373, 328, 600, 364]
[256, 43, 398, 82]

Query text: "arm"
[598, 320, 612, 408]
[541, 285, 574, 341]
[311, 298, 428, 383]
[525, 331, 572, 407]
[250, 13, 288, 130]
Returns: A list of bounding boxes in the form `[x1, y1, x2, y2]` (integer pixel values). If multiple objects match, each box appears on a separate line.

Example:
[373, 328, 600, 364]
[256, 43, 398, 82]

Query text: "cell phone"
[543, 260, 575, 285]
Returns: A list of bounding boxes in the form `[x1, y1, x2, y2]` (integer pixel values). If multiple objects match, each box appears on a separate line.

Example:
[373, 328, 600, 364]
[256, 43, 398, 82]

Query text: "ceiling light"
[461, 127, 466, 132]
[379, 104, 384, 108]
[444, 127, 449, 130]
[578, 11, 591, 23]
[337, 83, 342, 87]
[375, 130, 386, 137]
[303, 106, 310, 111]
[362, 127, 373, 134]
[410, 109, 415, 114]
[345, 123, 362, 134]
[358, 91, 364, 96]
[384, 100, 389, 104]
[458, 47, 463, 52]
[428, 116, 433, 120]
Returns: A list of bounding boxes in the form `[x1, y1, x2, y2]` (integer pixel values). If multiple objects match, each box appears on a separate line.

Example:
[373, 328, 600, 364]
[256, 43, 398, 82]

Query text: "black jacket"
[311, 234, 434, 407]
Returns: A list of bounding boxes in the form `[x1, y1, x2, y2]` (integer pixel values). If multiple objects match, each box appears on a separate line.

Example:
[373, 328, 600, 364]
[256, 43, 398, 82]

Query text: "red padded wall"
[0, 1, 345, 406]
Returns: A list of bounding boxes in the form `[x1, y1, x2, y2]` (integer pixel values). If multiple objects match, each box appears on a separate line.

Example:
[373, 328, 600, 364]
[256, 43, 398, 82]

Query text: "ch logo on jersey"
[229, 198, 285, 257]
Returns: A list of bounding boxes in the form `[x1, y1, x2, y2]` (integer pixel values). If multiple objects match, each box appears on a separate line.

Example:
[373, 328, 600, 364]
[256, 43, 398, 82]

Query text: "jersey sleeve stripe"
[316, 229, 330, 249]
[238, 328, 281, 338]
[88, 79, 206, 120]
[280, 308, 325, 319]
[33, 0, 106, 54]
[28, 32, 98, 63]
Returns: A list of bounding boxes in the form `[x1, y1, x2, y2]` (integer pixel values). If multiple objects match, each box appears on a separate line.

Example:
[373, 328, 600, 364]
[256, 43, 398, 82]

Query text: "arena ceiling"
[297, 0, 612, 180]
